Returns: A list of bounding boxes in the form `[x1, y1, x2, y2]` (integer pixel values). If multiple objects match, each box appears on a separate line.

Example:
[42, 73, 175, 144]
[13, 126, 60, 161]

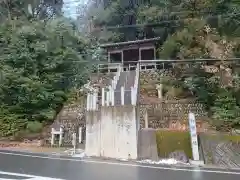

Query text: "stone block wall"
[139, 70, 209, 131]
[199, 133, 240, 168]
[139, 100, 209, 130]
[140, 70, 159, 98]
[50, 100, 86, 146]
[89, 72, 115, 89]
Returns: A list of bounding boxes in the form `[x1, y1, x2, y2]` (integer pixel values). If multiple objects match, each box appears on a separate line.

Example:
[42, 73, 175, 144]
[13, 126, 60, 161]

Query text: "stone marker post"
[51, 128, 55, 146]
[188, 112, 204, 165]
[59, 127, 63, 147]
[79, 127, 82, 144]
[72, 133, 77, 155]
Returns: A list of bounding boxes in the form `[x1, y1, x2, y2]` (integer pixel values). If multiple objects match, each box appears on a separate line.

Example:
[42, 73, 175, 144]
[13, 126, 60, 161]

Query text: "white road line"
[0, 171, 64, 180]
[0, 151, 240, 175]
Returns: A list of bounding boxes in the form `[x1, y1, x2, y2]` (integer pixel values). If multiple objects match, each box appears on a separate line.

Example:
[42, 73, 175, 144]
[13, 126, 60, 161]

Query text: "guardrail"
[97, 61, 158, 72]
[97, 58, 240, 73]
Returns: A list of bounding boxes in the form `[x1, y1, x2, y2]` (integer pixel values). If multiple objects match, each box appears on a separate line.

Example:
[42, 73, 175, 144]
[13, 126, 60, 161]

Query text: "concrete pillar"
[134, 65, 139, 89]
[72, 133, 77, 154]
[115, 76, 118, 89]
[156, 84, 163, 99]
[91, 93, 94, 110]
[51, 128, 55, 146]
[112, 77, 117, 89]
[121, 86, 124, 105]
[116, 66, 121, 82]
[106, 90, 110, 106]
[59, 127, 63, 146]
[79, 127, 82, 143]
[92, 93, 95, 111]
[111, 89, 115, 106]
[108, 52, 111, 73]
[95, 89, 99, 110]
[102, 88, 105, 106]
[144, 111, 149, 128]
[139, 48, 141, 61]
[89, 94, 92, 110]
[87, 93, 90, 111]
[93, 91, 97, 110]
[131, 86, 136, 105]
[108, 85, 112, 105]
[121, 50, 124, 66]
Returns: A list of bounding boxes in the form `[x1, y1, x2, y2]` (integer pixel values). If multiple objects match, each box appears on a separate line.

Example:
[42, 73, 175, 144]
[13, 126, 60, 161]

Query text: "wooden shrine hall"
[98, 37, 161, 72]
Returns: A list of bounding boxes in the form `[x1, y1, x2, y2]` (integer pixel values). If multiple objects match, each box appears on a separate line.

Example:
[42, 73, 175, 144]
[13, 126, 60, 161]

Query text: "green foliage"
[156, 130, 192, 159]
[87, 0, 240, 130]
[26, 121, 43, 133]
[0, 108, 27, 137]
[0, 4, 90, 137]
[154, 8, 240, 130]
[211, 88, 240, 129]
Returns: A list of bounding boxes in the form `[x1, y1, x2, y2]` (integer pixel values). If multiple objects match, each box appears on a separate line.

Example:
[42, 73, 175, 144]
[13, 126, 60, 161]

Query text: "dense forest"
[0, 0, 240, 138]
[0, 0, 94, 137]
[82, 0, 240, 131]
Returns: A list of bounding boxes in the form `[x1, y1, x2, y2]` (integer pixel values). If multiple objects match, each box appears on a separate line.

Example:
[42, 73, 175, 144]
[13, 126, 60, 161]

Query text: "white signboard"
[188, 112, 200, 161]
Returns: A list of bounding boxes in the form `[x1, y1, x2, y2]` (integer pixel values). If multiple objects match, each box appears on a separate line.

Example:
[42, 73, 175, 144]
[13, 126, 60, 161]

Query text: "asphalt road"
[0, 150, 240, 180]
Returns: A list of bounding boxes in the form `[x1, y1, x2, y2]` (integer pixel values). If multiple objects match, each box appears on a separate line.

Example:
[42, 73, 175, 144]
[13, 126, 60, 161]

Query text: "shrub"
[26, 121, 43, 133]
[156, 130, 192, 158]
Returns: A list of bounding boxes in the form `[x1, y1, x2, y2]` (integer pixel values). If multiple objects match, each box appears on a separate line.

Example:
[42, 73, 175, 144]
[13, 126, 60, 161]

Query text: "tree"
[0, 2, 90, 137]
[0, 0, 63, 22]
[83, 0, 240, 130]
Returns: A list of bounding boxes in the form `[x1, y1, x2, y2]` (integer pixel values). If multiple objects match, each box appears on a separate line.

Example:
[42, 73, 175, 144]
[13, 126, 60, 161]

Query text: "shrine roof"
[100, 37, 161, 49]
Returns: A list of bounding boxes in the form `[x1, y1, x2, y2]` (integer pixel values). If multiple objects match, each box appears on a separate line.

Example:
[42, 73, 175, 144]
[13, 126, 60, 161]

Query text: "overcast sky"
[63, 0, 88, 19]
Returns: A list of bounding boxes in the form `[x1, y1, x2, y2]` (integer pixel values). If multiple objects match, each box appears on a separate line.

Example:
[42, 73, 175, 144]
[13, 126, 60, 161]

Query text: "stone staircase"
[47, 67, 139, 146]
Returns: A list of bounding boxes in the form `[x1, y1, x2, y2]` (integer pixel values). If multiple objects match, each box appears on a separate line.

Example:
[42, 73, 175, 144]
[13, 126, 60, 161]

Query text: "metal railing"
[97, 58, 240, 73]
[97, 61, 158, 73]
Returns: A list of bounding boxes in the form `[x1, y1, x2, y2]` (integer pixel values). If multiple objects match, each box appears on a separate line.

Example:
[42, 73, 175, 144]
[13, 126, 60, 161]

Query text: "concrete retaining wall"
[138, 128, 158, 161]
[85, 105, 138, 159]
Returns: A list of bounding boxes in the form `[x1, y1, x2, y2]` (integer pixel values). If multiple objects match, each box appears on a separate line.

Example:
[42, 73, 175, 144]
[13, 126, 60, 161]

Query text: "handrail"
[98, 61, 158, 72]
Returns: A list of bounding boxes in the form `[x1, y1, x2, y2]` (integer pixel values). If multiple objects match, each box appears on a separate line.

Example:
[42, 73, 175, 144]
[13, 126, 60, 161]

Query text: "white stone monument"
[188, 112, 204, 166]
[51, 125, 64, 147]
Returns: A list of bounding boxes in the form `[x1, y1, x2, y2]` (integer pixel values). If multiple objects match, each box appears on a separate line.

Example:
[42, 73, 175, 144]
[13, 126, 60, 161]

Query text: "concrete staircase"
[48, 67, 139, 147]
[85, 66, 140, 159]
[114, 71, 136, 105]
[47, 73, 116, 146]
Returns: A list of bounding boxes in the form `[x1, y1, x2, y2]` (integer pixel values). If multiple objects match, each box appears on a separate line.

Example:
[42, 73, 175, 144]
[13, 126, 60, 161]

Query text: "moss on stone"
[156, 130, 193, 159]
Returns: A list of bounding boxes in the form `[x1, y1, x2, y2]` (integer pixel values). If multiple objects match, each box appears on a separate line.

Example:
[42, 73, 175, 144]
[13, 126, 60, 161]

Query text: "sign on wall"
[188, 112, 200, 161]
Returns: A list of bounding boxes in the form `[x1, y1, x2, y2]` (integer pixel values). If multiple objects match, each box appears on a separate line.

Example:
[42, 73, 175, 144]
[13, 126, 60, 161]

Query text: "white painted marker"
[0, 151, 240, 175]
[0, 171, 64, 180]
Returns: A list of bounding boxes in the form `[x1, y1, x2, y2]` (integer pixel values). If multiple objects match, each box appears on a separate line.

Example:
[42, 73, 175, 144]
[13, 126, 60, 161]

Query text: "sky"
[63, 0, 88, 19]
